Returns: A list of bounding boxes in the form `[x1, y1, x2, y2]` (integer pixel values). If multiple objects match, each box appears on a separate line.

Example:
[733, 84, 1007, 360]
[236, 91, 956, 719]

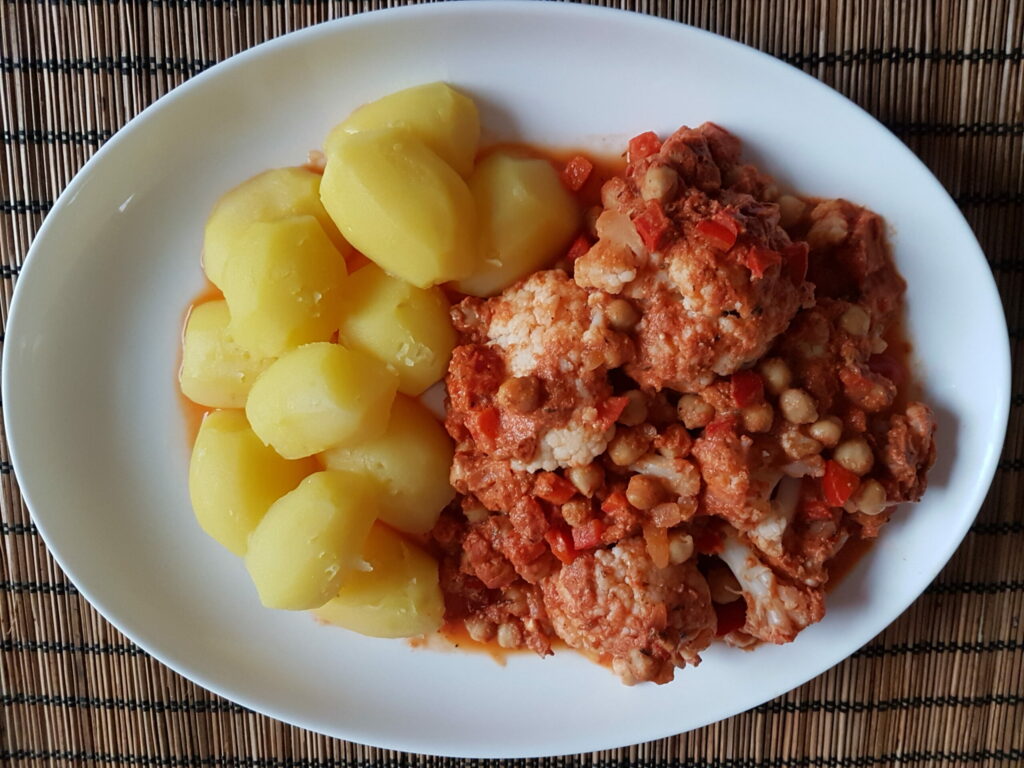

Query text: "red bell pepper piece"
[565, 234, 592, 262]
[600, 490, 632, 516]
[597, 396, 629, 427]
[545, 525, 576, 565]
[534, 472, 578, 505]
[627, 131, 661, 163]
[745, 246, 782, 279]
[696, 213, 740, 251]
[703, 415, 737, 438]
[632, 200, 672, 252]
[823, 460, 860, 507]
[572, 519, 605, 551]
[470, 407, 500, 450]
[730, 370, 765, 408]
[783, 241, 809, 286]
[714, 599, 747, 636]
[561, 155, 594, 192]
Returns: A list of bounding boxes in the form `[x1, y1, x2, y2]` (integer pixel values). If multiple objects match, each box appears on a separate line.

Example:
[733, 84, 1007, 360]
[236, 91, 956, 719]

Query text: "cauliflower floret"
[542, 537, 716, 685]
[718, 527, 825, 644]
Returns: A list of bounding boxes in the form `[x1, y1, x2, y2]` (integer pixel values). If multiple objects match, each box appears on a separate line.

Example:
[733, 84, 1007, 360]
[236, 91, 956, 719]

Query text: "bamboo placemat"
[1, 1, 1022, 765]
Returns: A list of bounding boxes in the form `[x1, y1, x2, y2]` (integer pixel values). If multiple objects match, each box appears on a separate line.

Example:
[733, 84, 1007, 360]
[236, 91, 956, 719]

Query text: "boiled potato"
[320, 395, 454, 534]
[456, 151, 581, 297]
[313, 521, 444, 638]
[327, 82, 480, 178]
[337, 264, 455, 396]
[320, 129, 476, 288]
[245, 471, 378, 610]
[204, 167, 351, 289]
[246, 342, 398, 459]
[189, 410, 315, 556]
[180, 300, 272, 409]
[221, 216, 347, 358]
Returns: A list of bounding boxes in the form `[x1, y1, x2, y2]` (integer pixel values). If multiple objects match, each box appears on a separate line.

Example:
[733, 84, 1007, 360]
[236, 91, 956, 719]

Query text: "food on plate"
[320, 394, 455, 535]
[456, 150, 581, 297]
[435, 122, 935, 685]
[221, 217, 348, 357]
[336, 263, 456, 396]
[203, 166, 351, 289]
[313, 521, 445, 638]
[328, 81, 480, 178]
[320, 128, 477, 288]
[245, 342, 398, 459]
[189, 410, 315, 556]
[181, 83, 935, 679]
[179, 300, 272, 409]
[245, 471, 378, 610]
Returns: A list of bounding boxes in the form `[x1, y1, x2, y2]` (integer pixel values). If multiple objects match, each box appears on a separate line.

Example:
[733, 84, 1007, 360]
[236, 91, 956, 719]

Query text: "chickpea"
[668, 532, 695, 564]
[742, 402, 774, 433]
[776, 194, 807, 228]
[655, 424, 693, 459]
[607, 426, 651, 466]
[626, 475, 667, 510]
[759, 357, 792, 395]
[641, 165, 679, 202]
[568, 464, 604, 497]
[678, 394, 715, 430]
[618, 390, 648, 426]
[606, 298, 641, 332]
[464, 615, 496, 643]
[808, 416, 843, 447]
[561, 498, 592, 527]
[496, 621, 523, 649]
[650, 501, 684, 528]
[834, 437, 874, 476]
[781, 428, 823, 460]
[806, 210, 849, 249]
[779, 388, 819, 425]
[853, 479, 887, 516]
[497, 375, 541, 413]
[840, 305, 871, 336]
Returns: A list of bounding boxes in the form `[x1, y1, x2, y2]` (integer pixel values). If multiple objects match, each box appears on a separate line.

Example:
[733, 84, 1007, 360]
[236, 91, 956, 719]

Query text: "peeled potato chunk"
[320, 129, 476, 288]
[188, 410, 315, 556]
[337, 264, 455, 396]
[246, 342, 398, 459]
[204, 167, 351, 289]
[328, 82, 479, 178]
[456, 151, 581, 297]
[245, 471, 378, 610]
[313, 522, 444, 638]
[221, 216, 347, 358]
[320, 395, 454, 534]
[180, 300, 272, 409]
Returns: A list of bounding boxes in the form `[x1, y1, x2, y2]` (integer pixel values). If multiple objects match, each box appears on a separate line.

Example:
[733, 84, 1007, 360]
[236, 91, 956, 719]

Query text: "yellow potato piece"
[337, 264, 455, 396]
[221, 216, 347, 359]
[204, 167, 351, 289]
[320, 129, 476, 289]
[320, 395, 454, 534]
[313, 522, 444, 638]
[328, 82, 480, 178]
[456, 151, 581, 297]
[179, 300, 273, 409]
[246, 342, 397, 460]
[188, 410, 315, 556]
[245, 471, 378, 610]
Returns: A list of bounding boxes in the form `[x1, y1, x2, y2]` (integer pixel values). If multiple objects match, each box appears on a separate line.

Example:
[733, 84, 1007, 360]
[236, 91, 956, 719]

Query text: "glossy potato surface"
[456, 151, 580, 297]
[337, 264, 455, 395]
[245, 342, 397, 459]
[320, 129, 476, 288]
[319, 395, 454, 534]
[188, 410, 314, 556]
[328, 82, 479, 178]
[312, 522, 444, 638]
[245, 471, 378, 610]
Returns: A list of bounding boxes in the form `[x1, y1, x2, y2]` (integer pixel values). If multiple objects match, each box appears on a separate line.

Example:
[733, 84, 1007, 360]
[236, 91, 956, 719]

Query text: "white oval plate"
[2, 1, 1010, 758]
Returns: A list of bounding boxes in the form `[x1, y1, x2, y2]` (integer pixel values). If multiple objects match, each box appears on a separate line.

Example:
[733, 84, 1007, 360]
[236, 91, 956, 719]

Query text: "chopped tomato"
[744, 246, 782, 279]
[469, 407, 500, 450]
[565, 233, 592, 262]
[714, 599, 747, 636]
[572, 519, 605, 551]
[597, 396, 629, 427]
[703, 415, 737, 438]
[627, 131, 661, 162]
[534, 472, 577, 505]
[783, 242, 809, 286]
[823, 460, 860, 507]
[545, 525, 576, 565]
[730, 370, 764, 408]
[868, 353, 907, 388]
[695, 213, 739, 251]
[632, 200, 672, 251]
[561, 154, 594, 192]
[600, 490, 633, 516]
[643, 524, 670, 568]
[693, 528, 723, 555]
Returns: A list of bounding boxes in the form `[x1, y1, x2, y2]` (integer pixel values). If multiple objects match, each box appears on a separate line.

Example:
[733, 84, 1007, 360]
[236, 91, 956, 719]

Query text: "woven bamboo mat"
[1, 0, 1022, 765]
